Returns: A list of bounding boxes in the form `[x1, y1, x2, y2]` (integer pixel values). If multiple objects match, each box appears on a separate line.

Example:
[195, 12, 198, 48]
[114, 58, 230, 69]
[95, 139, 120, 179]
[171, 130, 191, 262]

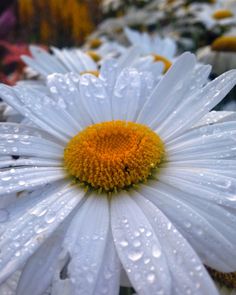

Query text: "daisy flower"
[21, 45, 164, 82]
[21, 46, 99, 78]
[186, 1, 236, 29]
[1, 45, 163, 123]
[124, 27, 177, 72]
[197, 35, 236, 75]
[0, 53, 236, 295]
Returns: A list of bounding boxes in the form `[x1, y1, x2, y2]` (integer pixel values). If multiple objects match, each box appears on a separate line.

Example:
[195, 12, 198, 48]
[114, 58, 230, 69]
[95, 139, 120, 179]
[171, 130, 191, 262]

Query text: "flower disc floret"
[64, 121, 165, 192]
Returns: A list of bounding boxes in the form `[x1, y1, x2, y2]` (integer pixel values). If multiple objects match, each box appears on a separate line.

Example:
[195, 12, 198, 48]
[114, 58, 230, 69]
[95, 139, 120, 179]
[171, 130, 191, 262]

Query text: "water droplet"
[34, 224, 47, 234]
[86, 272, 94, 283]
[119, 240, 128, 247]
[44, 212, 56, 224]
[128, 250, 143, 262]
[146, 272, 156, 284]
[144, 258, 151, 264]
[2, 176, 12, 181]
[139, 227, 145, 233]
[146, 231, 152, 237]
[29, 207, 48, 217]
[152, 245, 161, 258]
[133, 239, 141, 247]
[14, 251, 21, 257]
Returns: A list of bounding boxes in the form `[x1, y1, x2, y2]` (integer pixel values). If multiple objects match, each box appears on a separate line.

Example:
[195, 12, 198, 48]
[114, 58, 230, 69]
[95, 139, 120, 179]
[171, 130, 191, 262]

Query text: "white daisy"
[21, 46, 98, 78]
[21, 45, 164, 82]
[2, 46, 163, 123]
[124, 27, 177, 72]
[197, 35, 236, 75]
[0, 53, 236, 295]
[186, 2, 236, 29]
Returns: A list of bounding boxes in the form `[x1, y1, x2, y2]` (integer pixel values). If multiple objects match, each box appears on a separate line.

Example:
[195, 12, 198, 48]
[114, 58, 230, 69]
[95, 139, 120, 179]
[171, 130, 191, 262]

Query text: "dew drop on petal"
[86, 272, 94, 283]
[119, 240, 129, 247]
[44, 211, 56, 224]
[128, 250, 143, 261]
[146, 272, 156, 284]
[14, 251, 21, 257]
[133, 239, 141, 247]
[152, 244, 162, 258]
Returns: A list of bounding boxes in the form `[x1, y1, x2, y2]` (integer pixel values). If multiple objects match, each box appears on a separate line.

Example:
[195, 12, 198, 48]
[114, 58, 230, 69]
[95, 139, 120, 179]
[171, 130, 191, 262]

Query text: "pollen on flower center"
[64, 121, 165, 193]
[212, 9, 234, 20]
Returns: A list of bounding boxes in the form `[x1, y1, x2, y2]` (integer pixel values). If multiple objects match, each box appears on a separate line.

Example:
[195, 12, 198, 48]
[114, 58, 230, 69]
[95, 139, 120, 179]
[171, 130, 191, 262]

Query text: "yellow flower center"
[86, 51, 101, 62]
[211, 36, 236, 52]
[88, 38, 102, 49]
[212, 9, 234, 20]
[80, 70, 99, 77]
[64, 121, 165, 193]
[152, 54, 172, 73]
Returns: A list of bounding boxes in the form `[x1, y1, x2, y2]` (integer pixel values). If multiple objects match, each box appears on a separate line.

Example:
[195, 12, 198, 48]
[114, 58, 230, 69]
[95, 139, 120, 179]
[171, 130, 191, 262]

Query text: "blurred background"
[0, 0, 236, 105]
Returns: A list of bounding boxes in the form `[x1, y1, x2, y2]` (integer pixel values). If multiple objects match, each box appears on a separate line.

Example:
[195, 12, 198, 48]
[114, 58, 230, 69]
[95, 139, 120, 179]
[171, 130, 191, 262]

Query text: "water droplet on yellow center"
[212, 9, 233, 20]
[152, 54, 172, 73]
[64, 121, 165, 193]
[211, 36, 236, 52]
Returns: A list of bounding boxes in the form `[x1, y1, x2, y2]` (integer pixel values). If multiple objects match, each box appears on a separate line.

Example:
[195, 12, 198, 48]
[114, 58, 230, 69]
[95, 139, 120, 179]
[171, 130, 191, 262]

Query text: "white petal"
[134, 193, 219, 295]
[16, 228, 65, 295]
[0, 183, 84, 283]
[47, 73, 92, 128]
[164, 159, 236, 178]
[0, 85, 75, 143]
[99, 58, 119, 97]
[0, 123, 62, 145]
[136, 52, 197, 125]
[79, 74, 112, 123]
[112, 68, 141, 121]
[0, 167, 66, 196]
[149, 64, 211, 131]
[22, 46, 68, 77]
[111, 192, 171, 295]
[161, 70, 236, 141]
[140, 181, 236, 272]
[166, 121, 236, 159]
[159, 168, 236, 208]
[0, 271, 21, 295]
[0, 157, 61, 169]
[53, 194, 114, 295]
[51, 48, 97, 73]
[93, 229, 121, 295]
[195, 111, 236, 127]
[0, 132, 63, 159]
[116, 46, 141, 70]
